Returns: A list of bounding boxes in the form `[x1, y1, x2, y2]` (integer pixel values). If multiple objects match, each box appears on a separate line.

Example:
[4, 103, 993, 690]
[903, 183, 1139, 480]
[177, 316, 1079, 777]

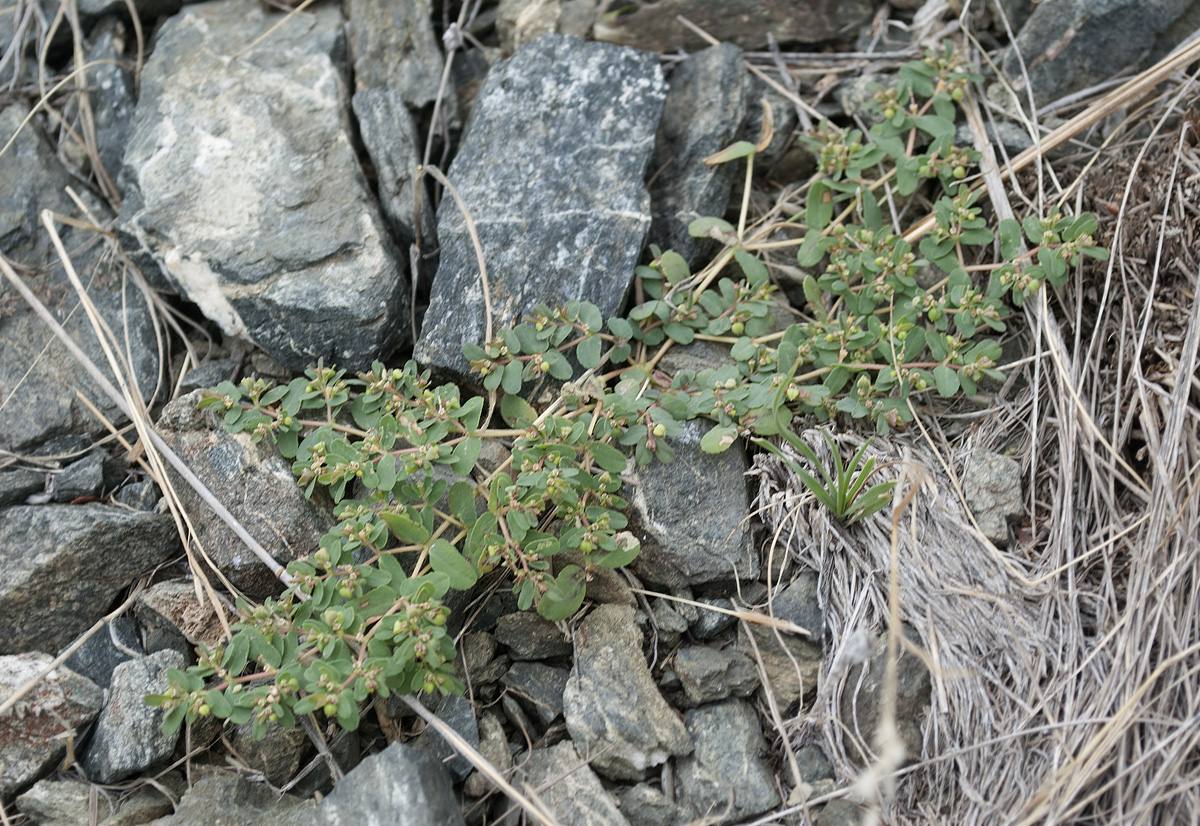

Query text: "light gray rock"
[463, 710, 511, 798]
[689, 597, 735, 640]
[138, 579, 225, 652]
[351, 89, 435, 250]
[626, 419, 757, 588]
[15, 778, 94, 826]
[83, 650, 185, 783]
[59, 616, 143, 690]
[563, 604, 692, 780]
[649, 599, 689, 648]
[414, 34, 666, 381]
[501, 661, 569, 725]
[298, 742, 464, 826]
[594, 0, 874, 52]
[0, 504, 179, 654]
[144, 770, 310, 826]
[118, 0, 409, 371]
[1002, 0, 1196, 105]
[674, 646, 759, 706]
[648, 43, 746, 266]
[155, 391, 335, 598]
[675, 699, 780, 824]
[519, 741, 630, 826]
[963, 450, 1023, 544]
[0, 654, 102, 799]
[814, 799, 868, 826]
[347, 0, 444, 108]
[81, 19, 138, 190]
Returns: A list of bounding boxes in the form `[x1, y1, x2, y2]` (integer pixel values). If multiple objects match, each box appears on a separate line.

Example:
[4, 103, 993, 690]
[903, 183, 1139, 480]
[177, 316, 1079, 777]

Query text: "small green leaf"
[501, 360, 524, 395]
[336, 691, 360, 731]
[733, 247, 769, 288]
[578, 335, 602, 369]
[589, 441, 627, 473]
[688, 216, 736, 239]
[703, 140, 757, 165]
[448, 481, 478, 527]
[699, 424, 739, 453]
[380, 512, 430, 545]
[664, 322, 695, 344]
[933, 365, 960, 397]
[998, 218, 1022, 260]
[429, 538, 478, 590]
[501, 393, 537, 426]
[538, 565, 586, 621]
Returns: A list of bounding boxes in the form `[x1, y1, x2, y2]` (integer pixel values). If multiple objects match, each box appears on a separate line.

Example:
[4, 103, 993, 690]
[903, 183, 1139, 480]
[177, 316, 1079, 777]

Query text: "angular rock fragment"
[298, 742, 464, 826]
[626, 419, 757, 588]
[347, 0, 445, 108]
[563, 604, 692, 780]
[0, 654, 102, 799]
[648, 43, 746, 266]
[674, 646, 759, 706]
[83, 650, 184, 784]
[155, 391, 334, 598]
[414, 34, 665, 380]
[675, 699, 780, 824]
[0, 504, 179, 654]
[519, 741, 630, 826]
[118, 0, 409, 371]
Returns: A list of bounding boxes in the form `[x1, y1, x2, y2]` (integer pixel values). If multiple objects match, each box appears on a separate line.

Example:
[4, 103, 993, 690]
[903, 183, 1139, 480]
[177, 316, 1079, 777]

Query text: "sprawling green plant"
[148, 43, 1107, 738]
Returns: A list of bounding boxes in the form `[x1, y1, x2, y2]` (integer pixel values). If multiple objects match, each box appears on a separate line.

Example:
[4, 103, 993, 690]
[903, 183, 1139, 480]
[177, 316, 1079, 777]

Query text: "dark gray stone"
[229, 720, 308, 787]
[518, 741, 630, 826]
[500, 692, 538, 740]
[414, 34, 666, 380]
[736, 576, 823, 711]
[963, 450, 1023, 544]
[649, 599, 689, 648]
[494, 612, 571, 660]
[298, 742, 465, 826]
[502, 661, 569, 725]
[82, 19, 138, 190]
[0, 504, 179, 654]
[593, 0, 874, 51]
[0, 654, 102, 799]
[118, 0, 409, 371]
[113, 479, 160, 511]
[60, 616, 143, 689]
[955, 121, 1033, 159]
[177, 359, 236, 396]
[627, 419, 757, 588]
[1002, 0, 1196, 106]
[83, 650, 184, 783]
[155, 391, 334, 598]
[796, 744, 834, 783]
[0, 469, 44, 506]
[352, 89, 436, 251]
[839, 637, 931, 768]
[648, 43, 746, 266]
[53, 450, 106, 502]
[0, 104, 160, 453]
[78, 0, 184, 20]
[674, 646, 759, 706]
[690, 597, 736, 640]
[413, 691, 478, 782]
[347, 0, 444, 108]
[675, 699, 780, 824]
[562, 604, 692, 780]
[144, 770, 309, 826]
[615, 783, 683, 826]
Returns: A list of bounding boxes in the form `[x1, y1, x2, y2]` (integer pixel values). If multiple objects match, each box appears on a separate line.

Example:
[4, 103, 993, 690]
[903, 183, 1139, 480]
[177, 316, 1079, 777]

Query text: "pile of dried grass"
[750, 42, 1200, 826]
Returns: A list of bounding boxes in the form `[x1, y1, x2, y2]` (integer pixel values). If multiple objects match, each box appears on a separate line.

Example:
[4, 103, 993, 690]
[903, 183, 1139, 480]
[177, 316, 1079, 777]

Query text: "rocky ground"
[2, 0, 1199, 824]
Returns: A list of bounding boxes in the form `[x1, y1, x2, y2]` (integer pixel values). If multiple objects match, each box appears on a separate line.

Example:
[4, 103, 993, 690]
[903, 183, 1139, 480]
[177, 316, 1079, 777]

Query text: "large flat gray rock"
[0, 504, 179, 655]
[118, 0, 409, 371]
[675, 699, 780, 824]
[414, 34, 665, 380]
